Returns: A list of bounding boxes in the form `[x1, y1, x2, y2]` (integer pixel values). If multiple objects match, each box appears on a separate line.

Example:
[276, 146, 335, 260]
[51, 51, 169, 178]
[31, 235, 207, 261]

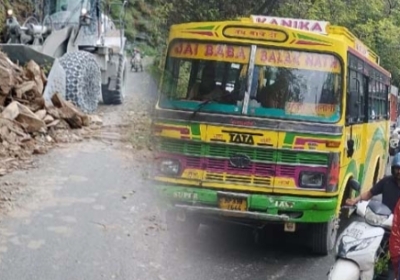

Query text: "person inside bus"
[256, 69, 287, 109]
[188, 61, 225, 101]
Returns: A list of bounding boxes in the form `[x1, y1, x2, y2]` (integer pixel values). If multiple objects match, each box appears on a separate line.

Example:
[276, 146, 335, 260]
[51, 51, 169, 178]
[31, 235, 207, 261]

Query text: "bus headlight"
[159, 159, 181, 176]
[300, 172, 325, 188]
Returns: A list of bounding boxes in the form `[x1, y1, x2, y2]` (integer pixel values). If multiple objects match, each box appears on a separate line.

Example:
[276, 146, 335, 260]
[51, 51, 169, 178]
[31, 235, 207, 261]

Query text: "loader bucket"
[0, 44, 55, 68]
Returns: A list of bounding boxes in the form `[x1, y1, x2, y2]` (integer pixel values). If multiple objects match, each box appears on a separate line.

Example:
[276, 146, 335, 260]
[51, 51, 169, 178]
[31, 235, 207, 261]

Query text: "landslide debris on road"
[0, 51, 102, 177]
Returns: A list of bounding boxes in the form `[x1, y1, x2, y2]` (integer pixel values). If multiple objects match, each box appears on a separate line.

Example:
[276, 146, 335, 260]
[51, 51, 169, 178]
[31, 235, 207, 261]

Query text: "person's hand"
[346, 197, 359, 206]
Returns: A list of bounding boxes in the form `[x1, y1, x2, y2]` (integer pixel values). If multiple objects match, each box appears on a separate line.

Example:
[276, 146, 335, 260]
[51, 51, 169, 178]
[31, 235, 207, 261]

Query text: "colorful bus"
[152, 15, 391, 255]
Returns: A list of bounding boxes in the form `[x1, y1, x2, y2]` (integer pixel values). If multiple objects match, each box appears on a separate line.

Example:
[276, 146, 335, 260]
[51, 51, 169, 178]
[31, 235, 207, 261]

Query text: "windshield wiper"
[190, 99, 215, 119]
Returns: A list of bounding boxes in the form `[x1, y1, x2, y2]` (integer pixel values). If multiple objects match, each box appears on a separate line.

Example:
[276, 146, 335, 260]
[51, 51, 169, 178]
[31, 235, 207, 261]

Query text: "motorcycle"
[389, 127, 400, 156]
[328, 199, 393, 280]
[130, 52, 143, 72]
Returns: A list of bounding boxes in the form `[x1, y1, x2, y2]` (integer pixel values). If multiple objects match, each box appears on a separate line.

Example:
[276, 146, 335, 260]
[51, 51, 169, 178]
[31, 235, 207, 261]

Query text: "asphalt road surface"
[0, 61, 389, 280]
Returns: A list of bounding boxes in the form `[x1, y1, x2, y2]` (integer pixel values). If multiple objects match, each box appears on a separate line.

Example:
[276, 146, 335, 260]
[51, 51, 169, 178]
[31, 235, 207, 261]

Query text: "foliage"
[127, 0, 400, 87]
[375, 249, 390, 275]
[275, 0, 400, 86]
[4, 0, 400, 85]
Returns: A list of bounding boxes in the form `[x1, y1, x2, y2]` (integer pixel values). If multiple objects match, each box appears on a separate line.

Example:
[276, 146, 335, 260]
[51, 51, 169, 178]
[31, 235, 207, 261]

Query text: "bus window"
[347, 69, 361, 122]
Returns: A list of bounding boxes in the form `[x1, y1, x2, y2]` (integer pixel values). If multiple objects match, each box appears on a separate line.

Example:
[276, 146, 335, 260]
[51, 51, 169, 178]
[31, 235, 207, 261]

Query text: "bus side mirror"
[348, 178, 361, 192]
[347, 139, 354, 158]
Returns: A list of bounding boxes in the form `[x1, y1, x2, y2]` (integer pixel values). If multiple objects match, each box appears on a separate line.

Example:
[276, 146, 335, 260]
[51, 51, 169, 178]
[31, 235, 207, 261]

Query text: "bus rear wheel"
[309, 219, 338, 255]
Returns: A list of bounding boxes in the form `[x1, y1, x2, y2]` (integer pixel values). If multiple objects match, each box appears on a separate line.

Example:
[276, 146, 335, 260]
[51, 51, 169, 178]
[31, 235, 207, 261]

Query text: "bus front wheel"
[309, 219, 338, 255]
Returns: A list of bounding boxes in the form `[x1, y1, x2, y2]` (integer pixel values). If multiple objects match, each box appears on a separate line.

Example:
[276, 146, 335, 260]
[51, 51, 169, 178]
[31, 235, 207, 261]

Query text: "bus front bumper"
[156, 185, 338, 224]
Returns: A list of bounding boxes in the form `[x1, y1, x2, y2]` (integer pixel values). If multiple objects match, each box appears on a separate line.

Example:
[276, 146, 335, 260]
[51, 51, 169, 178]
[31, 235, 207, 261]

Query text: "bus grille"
[156, 138, 330, 187]
[158, 138, 329, 165]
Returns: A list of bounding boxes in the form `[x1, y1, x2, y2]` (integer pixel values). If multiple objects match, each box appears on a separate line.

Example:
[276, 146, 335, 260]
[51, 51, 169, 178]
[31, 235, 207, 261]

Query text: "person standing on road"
[346, 153, 400, 212]
[131, 47, 143, 71]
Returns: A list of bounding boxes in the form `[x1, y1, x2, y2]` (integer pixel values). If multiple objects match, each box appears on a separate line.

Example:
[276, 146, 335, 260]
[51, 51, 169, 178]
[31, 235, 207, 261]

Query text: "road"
[0, 62, 387, 280]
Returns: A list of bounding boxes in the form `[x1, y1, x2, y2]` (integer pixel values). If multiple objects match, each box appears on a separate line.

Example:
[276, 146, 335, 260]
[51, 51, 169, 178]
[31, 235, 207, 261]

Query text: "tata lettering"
[229, 133, 255, 144]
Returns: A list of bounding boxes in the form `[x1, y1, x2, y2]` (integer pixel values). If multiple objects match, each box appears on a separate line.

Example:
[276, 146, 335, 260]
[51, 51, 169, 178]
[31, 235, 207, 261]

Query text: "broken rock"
[0, 64, 13, 98]
[14, 81, 40, 98]
[43, 114, 54, 124]
[89, 115, 103, 125]
[0, 51, 97, 178]
[25, 60, 44, 95]
[46, 106, 60, 119]
[28, 96, 45, 112]
[51, 93, 89, 126]
[35, 109, 47, 120]
[1, 101, 46, 133]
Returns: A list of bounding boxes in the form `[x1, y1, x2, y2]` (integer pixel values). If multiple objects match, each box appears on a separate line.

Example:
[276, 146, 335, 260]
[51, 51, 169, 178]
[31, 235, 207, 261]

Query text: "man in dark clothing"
[346, 155, 400, 212]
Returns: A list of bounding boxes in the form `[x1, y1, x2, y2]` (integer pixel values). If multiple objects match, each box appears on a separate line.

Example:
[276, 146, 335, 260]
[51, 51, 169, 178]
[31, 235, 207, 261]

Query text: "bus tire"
[310, 219, 338, 255]
[340, 180, 353, 220]
[102, 54, 126, 105]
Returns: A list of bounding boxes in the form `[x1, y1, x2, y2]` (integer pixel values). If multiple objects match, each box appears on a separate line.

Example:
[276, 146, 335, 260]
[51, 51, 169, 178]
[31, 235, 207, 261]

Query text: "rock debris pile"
[0, 51, 101, 176]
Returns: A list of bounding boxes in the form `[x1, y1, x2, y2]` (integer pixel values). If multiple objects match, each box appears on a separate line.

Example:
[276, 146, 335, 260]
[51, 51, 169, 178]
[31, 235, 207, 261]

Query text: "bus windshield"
[250, 48, 342, 122]
[159, 40, 343, 123]
[160, 41, 250, 115]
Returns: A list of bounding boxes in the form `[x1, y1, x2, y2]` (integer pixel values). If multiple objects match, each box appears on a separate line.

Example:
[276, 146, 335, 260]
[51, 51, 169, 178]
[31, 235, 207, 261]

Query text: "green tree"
[139, 0, 400, 85]
[276, 0, 400, 85]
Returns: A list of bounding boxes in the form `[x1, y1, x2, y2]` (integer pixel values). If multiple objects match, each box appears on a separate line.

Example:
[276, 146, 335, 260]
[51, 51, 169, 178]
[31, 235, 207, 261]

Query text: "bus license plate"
[218, 196, 247, 211]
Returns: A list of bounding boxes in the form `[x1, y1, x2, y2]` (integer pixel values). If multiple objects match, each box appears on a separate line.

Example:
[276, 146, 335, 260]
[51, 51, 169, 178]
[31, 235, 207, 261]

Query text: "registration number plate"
[284, 222, 296, 232]
[218, 194, 248, 211]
